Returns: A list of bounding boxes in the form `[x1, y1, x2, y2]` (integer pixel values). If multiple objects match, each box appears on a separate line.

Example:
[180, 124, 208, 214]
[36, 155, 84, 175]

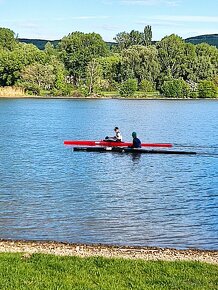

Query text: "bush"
[189, 91, 199, 98]
[119, 79, 138, 97]
[140, 80, 155, 92]
[162, 79, 190, 98]
[198, 80, 217, 98]
[21, 82, 40, 95]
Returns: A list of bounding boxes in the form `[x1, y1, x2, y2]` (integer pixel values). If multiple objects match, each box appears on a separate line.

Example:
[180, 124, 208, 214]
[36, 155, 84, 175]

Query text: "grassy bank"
[101, 91, 161, 98]
[0, 252, 218, 290]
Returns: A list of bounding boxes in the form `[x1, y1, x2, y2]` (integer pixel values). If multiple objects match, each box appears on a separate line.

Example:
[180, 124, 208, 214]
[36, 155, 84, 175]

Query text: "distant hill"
[185, 34, 218, 47]
[19, 34, 218, 50]
[19, 38, 59, 50]
[18, 38, 116, 50]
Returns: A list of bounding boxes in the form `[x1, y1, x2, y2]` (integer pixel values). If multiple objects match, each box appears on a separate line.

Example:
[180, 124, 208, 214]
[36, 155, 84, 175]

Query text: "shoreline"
[0, 95, 218, 100]
[0, 240, 217, 264]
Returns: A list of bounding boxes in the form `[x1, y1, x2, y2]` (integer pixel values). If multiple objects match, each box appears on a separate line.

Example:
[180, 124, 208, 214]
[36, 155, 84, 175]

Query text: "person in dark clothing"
[131, 132, 141, 148]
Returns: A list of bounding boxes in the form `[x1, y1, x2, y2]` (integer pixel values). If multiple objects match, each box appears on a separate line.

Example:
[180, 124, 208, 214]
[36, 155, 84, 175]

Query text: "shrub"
[198, 80, 217, 98]
[119, 79, 138, 97]
[140, 79, 155, 92]
[189, 91, 199, 98]
[162, 79, 190, 98]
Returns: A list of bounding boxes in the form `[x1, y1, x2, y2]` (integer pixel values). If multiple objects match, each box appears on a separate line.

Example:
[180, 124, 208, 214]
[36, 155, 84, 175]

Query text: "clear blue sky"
[0, 0, 217, 41]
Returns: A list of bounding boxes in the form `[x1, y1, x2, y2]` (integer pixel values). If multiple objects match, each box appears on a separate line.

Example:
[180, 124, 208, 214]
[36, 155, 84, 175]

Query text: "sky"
[0, 0, 218, 41]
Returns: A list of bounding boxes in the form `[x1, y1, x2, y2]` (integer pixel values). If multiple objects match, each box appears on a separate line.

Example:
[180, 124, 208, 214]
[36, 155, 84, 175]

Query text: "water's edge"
[1, 239, 217, 264]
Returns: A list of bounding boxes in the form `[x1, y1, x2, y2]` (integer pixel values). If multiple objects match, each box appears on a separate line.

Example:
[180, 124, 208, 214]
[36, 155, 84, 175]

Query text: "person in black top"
[131, 132, 141, 148]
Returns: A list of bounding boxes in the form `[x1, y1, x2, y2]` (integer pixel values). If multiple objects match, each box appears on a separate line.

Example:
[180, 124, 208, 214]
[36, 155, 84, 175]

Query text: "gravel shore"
[0, 240, 217, 264]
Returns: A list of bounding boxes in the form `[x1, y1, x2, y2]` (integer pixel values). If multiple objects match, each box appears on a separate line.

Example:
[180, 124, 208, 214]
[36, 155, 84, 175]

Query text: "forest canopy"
[0, 26, 217, 98]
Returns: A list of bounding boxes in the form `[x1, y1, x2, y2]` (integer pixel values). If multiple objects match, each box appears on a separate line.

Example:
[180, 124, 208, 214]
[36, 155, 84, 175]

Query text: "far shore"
[0, 95, 218, 101]
[0, 240, 217, 264]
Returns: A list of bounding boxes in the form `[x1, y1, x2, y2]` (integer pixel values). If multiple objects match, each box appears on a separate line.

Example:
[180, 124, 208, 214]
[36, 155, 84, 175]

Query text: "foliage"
[162, 79, 190, 98]
[58, 32, 109, 84]
[0, 25, 218, 98]
[140, 79, 155, 92]
[0, 43, 46, 86]
[20, 63, 56, 94]
[198, 80, 217, 98]
[0, 27, 17, 50]
[86, 59, 102, 94]
[119, 79, 138, 97]
[0, 253, 218, 290]
[144, 25, 152, 46]
[19, 38, 60, 50]
[156, 34, 186, 81]
[121, 45, 160, 84]
[98, 54, 122, 84]
[114, 25, 153, 50]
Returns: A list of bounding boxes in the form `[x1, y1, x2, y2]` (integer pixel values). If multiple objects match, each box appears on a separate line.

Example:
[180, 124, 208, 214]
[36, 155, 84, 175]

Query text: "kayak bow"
[64, 140, 173, 148]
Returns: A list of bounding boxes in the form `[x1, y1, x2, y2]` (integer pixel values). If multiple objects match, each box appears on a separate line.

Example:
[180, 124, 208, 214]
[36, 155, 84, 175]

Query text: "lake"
[0, 98, 217, 250]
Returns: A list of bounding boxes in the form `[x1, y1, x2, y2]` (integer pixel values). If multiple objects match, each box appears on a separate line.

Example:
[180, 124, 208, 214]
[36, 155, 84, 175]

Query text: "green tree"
[0, 43, 46, 86]
[198, 80, 217, 98]
[20, 63, 56, 94]
[0, 27, 17, 50]
[114, 26, 153, 49]
[129, 30, 144, 46]
[143, 25, 152, 46]
[193, 43, 218, 81]
[121, 45, 160, 84]
[58, 32, 109, 84]
[98, 54, 122, 83]
[156, 34, 185, 82]
[86, 59, 102, 94]
[114, 32, 131, 50]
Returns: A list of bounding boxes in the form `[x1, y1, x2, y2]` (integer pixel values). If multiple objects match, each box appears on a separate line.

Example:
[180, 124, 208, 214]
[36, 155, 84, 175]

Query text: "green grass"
[0, 253, 218, 289]
[100, 91, 161, 98]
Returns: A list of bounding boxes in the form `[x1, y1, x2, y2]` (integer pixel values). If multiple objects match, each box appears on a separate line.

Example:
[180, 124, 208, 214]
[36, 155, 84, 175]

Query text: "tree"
[114, 26, 153, 49]
[129, 30, 144, 46]
[143, 25, 152, 46]
[198, 80, 217, 98]
[0, 43, 46, 86]
[194, 43, 218, 81]
[156, 34, 185, 81]
[20, 63, 56, 94]
[98, 54, 122, 84]
[86, 59, 102, 94]
[114, 32, 131, 50]
[0, 27, 17, 50]
[121, 45, 160, 84]
[58, 32, 109, 84]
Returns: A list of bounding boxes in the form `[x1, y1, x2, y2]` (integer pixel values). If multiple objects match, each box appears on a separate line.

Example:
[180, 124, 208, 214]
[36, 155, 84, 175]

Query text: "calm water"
[0, 98, 218, 250]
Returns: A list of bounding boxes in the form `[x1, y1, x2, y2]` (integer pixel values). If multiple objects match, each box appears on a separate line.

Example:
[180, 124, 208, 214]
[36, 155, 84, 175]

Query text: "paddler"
[130, 132, 141, 148]
[114, 127, 122, 141]
[104, 127, 123, 142]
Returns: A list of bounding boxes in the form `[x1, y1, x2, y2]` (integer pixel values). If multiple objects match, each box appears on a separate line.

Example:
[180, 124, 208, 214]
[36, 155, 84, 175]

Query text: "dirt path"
[0, 240, 217, 264]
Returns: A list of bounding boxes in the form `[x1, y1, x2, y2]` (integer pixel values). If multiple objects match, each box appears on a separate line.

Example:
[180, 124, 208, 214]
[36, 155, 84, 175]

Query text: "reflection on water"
[0, 99, 218, 249]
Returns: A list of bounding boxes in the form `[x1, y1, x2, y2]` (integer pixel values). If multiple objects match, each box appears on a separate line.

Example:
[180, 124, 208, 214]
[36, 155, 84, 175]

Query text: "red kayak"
[64, 140, 173, 148]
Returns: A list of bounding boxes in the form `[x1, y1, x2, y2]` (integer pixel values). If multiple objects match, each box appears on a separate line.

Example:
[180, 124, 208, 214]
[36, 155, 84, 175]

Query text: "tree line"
[0, 26, 217, 98]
